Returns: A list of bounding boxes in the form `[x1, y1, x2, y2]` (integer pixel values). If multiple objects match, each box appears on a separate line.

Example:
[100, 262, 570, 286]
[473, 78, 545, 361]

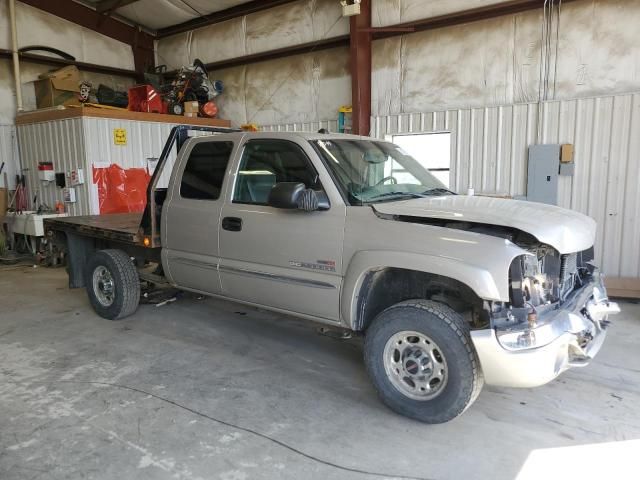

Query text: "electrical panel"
[527, 144, 575, 205]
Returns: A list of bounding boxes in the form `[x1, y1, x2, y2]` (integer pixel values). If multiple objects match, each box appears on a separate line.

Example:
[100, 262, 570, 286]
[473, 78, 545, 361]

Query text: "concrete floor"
[1, 265, 639, 480]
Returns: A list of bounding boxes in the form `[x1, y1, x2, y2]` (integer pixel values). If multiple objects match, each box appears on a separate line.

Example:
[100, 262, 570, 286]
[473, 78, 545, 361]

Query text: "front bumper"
[470, 272, 620, 388]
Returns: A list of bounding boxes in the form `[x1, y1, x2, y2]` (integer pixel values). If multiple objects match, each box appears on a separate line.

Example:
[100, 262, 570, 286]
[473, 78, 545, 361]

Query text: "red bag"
[93, 164, 151, 214]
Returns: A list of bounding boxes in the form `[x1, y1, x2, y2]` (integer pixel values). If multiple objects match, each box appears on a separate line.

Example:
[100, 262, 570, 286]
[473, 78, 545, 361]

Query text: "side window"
[180, 141, 234, 200]
[233, 140, 320, 205]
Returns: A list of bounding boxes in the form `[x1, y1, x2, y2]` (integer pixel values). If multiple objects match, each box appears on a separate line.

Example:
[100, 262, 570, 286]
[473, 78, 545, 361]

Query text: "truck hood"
[372, 195, 596, 254]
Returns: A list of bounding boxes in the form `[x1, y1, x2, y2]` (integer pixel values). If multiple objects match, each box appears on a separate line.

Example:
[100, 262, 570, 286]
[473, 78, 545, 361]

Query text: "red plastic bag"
[93, 164, 151, 214]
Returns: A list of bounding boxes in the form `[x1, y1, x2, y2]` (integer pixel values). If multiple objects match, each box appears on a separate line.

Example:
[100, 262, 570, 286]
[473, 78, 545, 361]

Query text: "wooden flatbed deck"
[44, 213, 144, 245]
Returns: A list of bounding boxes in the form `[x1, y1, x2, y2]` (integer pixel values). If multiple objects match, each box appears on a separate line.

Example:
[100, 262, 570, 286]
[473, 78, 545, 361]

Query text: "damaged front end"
[472, 243, 620, 388]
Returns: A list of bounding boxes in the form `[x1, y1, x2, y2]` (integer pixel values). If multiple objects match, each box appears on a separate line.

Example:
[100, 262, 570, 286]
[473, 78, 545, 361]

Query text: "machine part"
[162, 58, 223, 116]
[316, 327, 353, 340]
[18, 45, 75, 60]
[200, 101, 218, 118]
[128, 84, 167, 114]
[169, 102, 184, 115]
[364, 300, 483, 423]
[85, 249, 140, 320]
[96, 84, 128, 108]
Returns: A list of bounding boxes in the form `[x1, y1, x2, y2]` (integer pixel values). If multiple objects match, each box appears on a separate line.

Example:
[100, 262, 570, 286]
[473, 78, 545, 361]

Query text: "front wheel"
[364, 300, 483, 423]
[86, 249, 140, 320]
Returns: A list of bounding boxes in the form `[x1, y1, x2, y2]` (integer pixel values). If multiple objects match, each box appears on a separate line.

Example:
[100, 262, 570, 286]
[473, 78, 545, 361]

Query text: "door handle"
[222, 216, 243, 232]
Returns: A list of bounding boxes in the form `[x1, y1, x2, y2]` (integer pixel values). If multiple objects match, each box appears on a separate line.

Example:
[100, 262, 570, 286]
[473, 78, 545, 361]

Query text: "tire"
[85, 249, 140, 320]
[170, 102, 184, 115]
[364, 300, 483, 423]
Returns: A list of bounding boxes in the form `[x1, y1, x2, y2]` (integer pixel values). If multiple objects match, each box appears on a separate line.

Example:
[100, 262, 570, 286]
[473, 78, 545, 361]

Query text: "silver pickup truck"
[45, 126, 619, 423]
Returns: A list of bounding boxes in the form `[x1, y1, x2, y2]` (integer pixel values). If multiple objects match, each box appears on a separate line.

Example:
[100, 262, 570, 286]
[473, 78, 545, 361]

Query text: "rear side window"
[180, 141, 233, 200]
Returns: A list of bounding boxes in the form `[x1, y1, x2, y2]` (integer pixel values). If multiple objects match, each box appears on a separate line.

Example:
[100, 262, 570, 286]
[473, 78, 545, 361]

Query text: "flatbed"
[44, 213, 143, 245]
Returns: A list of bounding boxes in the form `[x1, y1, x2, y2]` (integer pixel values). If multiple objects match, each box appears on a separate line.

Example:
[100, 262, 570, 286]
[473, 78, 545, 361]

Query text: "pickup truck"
[44, 125, 619, 423]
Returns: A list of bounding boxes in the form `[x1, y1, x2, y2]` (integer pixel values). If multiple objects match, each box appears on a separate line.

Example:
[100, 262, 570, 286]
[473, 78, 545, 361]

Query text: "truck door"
[218, 138, 346, 322]
[162, 137, 237, 294]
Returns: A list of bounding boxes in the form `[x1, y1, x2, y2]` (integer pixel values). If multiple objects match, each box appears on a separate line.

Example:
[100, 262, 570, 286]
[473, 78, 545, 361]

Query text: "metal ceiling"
[77, 0, 258, 31]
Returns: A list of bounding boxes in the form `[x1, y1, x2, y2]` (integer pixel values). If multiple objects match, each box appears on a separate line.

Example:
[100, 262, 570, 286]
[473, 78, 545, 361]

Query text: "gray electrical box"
[527, 144, 561, 205]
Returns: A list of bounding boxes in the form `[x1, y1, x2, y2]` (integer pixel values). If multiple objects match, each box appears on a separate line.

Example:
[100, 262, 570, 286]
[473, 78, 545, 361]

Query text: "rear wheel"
[86, 249, 140, 320]
[364, 300, 483, 423]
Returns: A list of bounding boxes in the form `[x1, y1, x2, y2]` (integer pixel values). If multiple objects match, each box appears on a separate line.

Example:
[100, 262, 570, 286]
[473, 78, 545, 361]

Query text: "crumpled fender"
[340, 246, 527, 329]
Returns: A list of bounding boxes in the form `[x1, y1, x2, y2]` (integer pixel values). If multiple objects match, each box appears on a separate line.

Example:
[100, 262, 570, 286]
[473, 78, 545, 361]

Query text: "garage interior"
[1, 1, 640, 479]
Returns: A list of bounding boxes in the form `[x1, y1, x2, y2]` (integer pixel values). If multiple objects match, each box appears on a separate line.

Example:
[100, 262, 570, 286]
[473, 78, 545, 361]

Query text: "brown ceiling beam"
[165, 0, 575, 75]
[95, 0, 141, 14]
[156, 0, 299, 38]
[0, 48, 138, 77]
[174, 35, 350, 73]
[372, 0, 580, 40]
[18, 0, 154, 75]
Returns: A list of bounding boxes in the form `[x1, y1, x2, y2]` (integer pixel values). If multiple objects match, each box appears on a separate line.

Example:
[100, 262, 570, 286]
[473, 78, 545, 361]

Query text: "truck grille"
[560, 253, 578, 297]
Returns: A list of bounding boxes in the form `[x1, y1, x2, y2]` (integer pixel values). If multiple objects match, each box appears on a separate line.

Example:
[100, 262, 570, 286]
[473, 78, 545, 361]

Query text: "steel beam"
[189, 36, 349, 74]
[157, 0, 299, 38]
[350, 0, 372, 136]
[95, 0, 141, 14]
[0, 48, 138, 78]
[17, 0, 154, 75]
[372, 0, 579, 40]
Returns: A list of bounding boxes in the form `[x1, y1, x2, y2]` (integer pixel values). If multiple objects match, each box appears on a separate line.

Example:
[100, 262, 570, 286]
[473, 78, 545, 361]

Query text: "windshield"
[312, 139, 453, 204]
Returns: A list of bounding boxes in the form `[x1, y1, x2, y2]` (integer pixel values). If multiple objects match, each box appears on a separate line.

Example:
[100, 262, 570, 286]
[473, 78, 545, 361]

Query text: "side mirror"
[268, 182, 329, 211]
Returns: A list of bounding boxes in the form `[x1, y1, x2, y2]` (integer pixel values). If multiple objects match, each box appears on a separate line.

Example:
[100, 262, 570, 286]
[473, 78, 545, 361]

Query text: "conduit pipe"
[8, 0, 23, 112]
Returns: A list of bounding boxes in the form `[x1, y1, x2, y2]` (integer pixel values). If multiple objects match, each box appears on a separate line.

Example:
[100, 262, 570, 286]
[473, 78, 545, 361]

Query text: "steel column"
[350, 0, 372, 136]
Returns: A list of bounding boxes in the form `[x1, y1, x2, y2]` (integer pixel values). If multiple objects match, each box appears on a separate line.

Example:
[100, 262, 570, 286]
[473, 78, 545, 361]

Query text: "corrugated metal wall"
[16, 118, 202, 216]
[261, 120, 340, 133]
[0, 124, 19, 190]
[371, 92, 640, 280]
[17, 118, 90, 216]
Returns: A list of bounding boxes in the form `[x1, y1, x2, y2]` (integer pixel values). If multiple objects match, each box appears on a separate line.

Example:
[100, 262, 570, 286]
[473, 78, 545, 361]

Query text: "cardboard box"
[184, 112, 198, 118]
[184, 101, 199, 113]
[560, 144, 574, 163]
[0, 188, 7, 222]
[34, 66, 81, 109]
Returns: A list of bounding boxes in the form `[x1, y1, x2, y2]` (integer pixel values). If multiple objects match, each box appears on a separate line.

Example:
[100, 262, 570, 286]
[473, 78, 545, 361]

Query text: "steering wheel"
[374, 175, 398, 187]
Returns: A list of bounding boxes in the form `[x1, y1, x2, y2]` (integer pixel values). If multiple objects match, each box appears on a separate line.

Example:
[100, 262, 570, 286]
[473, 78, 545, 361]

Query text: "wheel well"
[354, 268, 488, 331]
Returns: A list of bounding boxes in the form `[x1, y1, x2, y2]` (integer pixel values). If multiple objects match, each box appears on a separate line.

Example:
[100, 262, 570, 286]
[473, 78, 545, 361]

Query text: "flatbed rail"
[44, 213, 144, 245]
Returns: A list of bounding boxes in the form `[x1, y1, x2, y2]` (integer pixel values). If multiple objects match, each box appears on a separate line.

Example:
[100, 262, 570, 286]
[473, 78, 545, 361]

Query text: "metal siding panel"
[261, 120, 339, 134]
[587, 97, 615, 269]
[556, 100, 577, 210]
[0, 125, 19, 189]
[17, 118, 86, 216]
[571, 97, 595, 215]
[602, 95, 633, 277]
[621, 94, 640, 278]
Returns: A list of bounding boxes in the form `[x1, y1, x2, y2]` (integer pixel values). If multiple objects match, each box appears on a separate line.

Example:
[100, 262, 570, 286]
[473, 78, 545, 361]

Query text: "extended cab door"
[162, 135, 239, 294]
[218, 136, 346, 322]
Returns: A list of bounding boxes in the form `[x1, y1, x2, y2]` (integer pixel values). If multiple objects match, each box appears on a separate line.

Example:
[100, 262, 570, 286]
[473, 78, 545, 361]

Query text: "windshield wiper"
[365, 192, 427, 202]
[421, 187, 456, 196]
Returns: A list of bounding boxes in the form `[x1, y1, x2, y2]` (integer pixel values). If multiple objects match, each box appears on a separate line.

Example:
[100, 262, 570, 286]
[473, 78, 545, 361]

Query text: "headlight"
[495, 317, 564, 351]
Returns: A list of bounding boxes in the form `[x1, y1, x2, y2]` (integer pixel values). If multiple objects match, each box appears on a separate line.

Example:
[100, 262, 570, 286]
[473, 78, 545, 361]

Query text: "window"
[389, 133, 452, 187]
[313, 139, 449, 205]
[234, 140, 320, 204]
[180, 141, 234, 200]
